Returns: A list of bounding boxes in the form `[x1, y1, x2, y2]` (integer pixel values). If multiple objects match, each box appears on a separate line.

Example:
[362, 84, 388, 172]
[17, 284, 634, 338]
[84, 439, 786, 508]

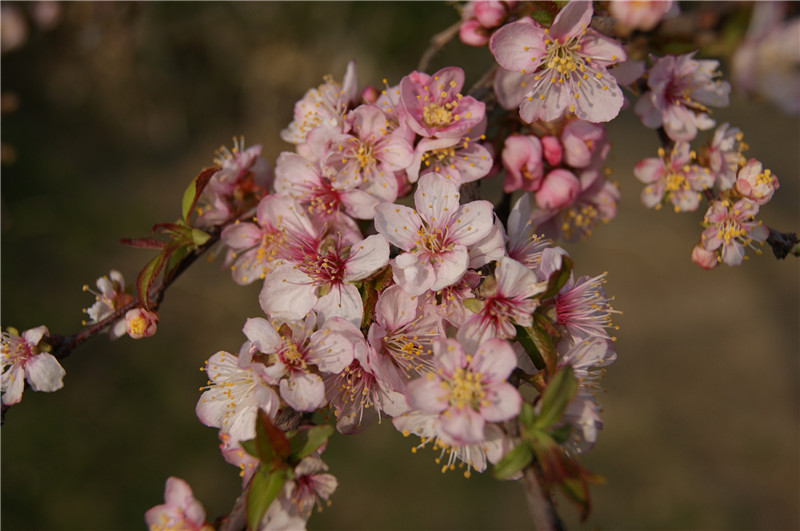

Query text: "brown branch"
[766, 228, 799, 260]
[523, 464, 565, 531]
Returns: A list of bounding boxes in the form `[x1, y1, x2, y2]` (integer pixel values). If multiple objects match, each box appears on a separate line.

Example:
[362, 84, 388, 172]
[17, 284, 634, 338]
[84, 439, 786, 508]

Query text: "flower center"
[664, 171, 690, 192]
[423, 102, 455, 128]
[444, 366, 485, 410]
[545, 37, 586, 80]
[355, 142, 376, 169]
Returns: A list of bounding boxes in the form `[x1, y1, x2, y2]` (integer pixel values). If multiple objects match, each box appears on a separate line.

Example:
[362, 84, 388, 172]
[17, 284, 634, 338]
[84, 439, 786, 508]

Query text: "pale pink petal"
[260, 265, 317, 321]
[405, 375, 449, 413]
[449, 200, 495, 246]
[430, 245, 470, 292]
[314, 284, 363, 328]
[414, 173, 461, 225]
[489, 18, 546, 72]
[281, 372, 326, 412]
[344, 234, 390, 281]
[374, 203, 422, 250]
[550, 0, 593, 41]
[480, 382, 523, 422]
[391, 253, 435, 296]
[24, 354, 65, 392]
[471, 338, 517, 382]
[308, 321, 355, 374]
[242, 317, 283, 354]
[496, 257, 541, 300]
[440, 406, 486, 444]
[375, 284, 419, 330]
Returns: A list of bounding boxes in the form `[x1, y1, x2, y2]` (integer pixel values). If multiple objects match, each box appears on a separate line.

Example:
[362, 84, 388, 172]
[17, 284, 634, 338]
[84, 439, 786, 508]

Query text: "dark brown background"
[2, 2, 798, 530]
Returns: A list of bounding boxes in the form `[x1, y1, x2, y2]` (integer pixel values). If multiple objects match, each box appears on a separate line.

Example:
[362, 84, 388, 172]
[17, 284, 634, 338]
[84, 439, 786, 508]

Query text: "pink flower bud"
[561, 120, 608, 169]
[734, 159, 779, 205]
[691, 243, 718, 270]
[125, 308, 159, 339]
[501, 134, 543, 193]
[459, 19, 490, 47]
[360, 85, 380, 104]
[474, 1, 506, 28]
[541, 135, 563, 166]
[535, 169, 581, 210]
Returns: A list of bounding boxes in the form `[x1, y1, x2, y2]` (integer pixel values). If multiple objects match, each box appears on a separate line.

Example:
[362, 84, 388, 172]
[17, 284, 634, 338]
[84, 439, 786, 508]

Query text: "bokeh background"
[2, 2, 798, 530]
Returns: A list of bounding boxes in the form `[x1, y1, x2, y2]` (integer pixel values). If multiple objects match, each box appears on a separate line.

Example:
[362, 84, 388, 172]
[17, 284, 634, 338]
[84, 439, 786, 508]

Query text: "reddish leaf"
[182, 165, 219, 223]
[136, 253, 166, 311]
[120, 237, 166, 249]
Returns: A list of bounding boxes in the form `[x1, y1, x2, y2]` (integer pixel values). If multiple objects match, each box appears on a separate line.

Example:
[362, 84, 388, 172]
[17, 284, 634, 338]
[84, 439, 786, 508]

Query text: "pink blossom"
[560, 119, 608, 169]
[196, 138, 271, 228]
[554, 273, 617, 342]
[609, 0, 675, 33]
[374, 172, 495, 296]
[732, 1, 800, 115]
[125, 308, 159, 339]
[284, 455, 338, 519]
[366, 285, 444, 391]
[409, 119, 493, 185]
[274, 151, 380, 222]
[281, 61, 359, 145]
[535, 169, 581, 210]
[393, 410, 510, 477]
[490, 0, 627, 123]
[1, 325, 65, 406]
[221, 194, 320, 285]
[735, 159, 779, 205]
[145, 477, 208, 531]
[196, 348, 280, 443]
[706, 123, 746, 190]
[634, 52, 730, 141]
[421, 269, 482, 327]
[505, 194, 552, 270]
[691, 243, 718, 270]
[399, 66, 485, 139]
[321, 104, 415, 202]
[556, 338, 616, 453]
[458, 257, 544, 351]
[501, 134, 543, 193]
[242, 314, 354, 412]
[404, 337, 521, 445]
[634, 142, 712, 212]
[82, 269, 132, 340]
[218, 432, 259, 488]
[700, 198, 769, 266]
[541, 135, 563, 166]
[259, 234, 389, 326]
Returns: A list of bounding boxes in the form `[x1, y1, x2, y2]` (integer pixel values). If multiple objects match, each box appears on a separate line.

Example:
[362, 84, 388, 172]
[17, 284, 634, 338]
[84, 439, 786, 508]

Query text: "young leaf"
[533, 365, 577, 430]
[493, 441, 534, 480]
[255, 409, 291, 466]
[540, 255, 573, 300]
[515, 325, 546, 371]
[246, 466, 286, 531]
[181, 165, 218, 223]
[239, 438, 259, 458]
[136, 253, 166, 311]
[288, 424, 334, 463]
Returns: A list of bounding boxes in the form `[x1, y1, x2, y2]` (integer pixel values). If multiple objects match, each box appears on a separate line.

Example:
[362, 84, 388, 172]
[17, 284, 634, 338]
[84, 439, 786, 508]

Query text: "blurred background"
[1, 2, 797, 530]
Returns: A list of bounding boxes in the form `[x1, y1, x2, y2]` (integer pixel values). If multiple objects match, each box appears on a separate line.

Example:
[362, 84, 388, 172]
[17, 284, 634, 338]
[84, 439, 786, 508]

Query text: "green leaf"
[255, 409, 291, 465]
[191, 228, 211, 246]
[530, 9, 554, 26]
[181, 166, 218, 222]
[288, 424, 334, 463]
[533, 365, 577, 430]
[463, 298, 484, 314]
[136, 253, 166, 311]
[247, 466, 286, 531]
[515, 325, 546, 371]
[239, 439, 259, 458]
[493, 441, 534, 480]
[540, 255, 573, 300]
[518, 402, 536, 429]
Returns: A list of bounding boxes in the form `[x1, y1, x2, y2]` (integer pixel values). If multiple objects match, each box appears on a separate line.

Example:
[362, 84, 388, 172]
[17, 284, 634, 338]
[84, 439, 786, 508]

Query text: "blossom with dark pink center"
[221, 194, 321, 285]
[458, 257, 544, 351]
[490, 0, 627, 123]
[241, 313, 354, 412]
[259, 233, 389, 326]
[634, 52, 730, 141]
[374, 172, 495, 296]
[404, 337, 521, 445]
[409, 119, 493, 185]
[400, 66, 485, 139]
[554, 273, 617, 343]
